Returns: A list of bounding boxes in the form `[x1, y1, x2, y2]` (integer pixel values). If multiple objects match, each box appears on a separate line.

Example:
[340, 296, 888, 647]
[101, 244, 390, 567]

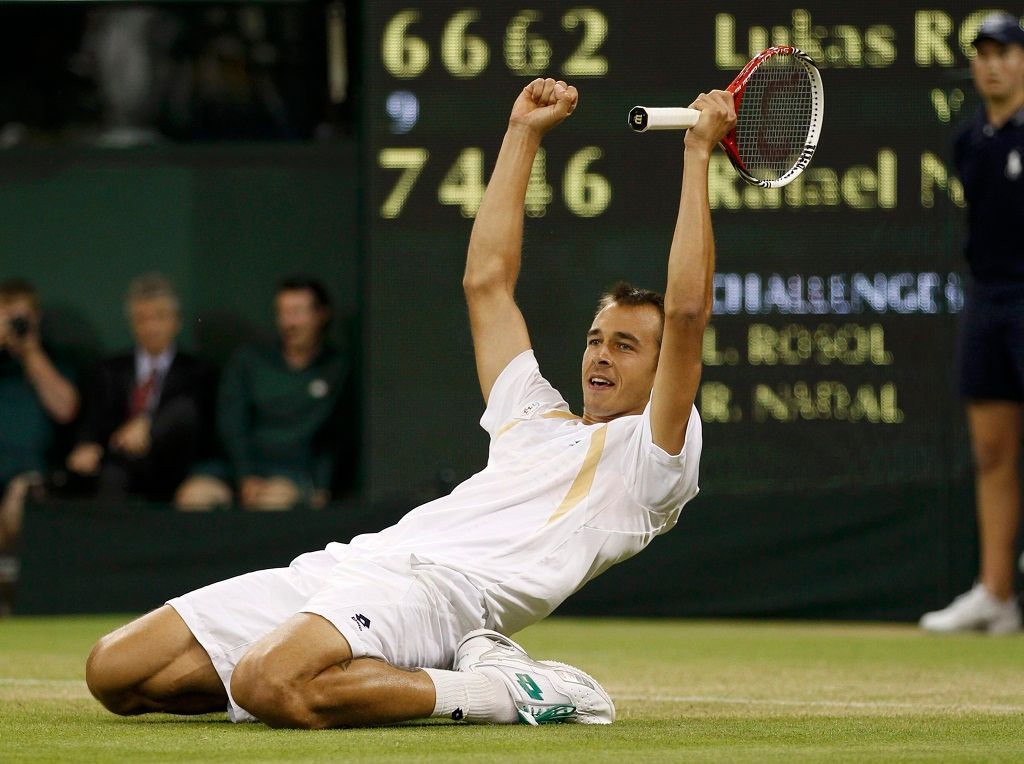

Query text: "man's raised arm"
[650, 91, 736, 455]
[463, 78, 578, 402]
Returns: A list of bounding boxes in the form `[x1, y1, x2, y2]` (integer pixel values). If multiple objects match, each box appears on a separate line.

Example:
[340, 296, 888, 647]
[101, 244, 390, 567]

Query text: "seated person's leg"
[175, 475, 232, 512]
[86, 605, 227, 715]
[0, 473, 41, 614]
[0, 473, 37, 552]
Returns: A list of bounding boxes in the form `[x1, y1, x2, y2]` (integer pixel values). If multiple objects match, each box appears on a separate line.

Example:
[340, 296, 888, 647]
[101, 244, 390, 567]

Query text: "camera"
[8, 316, 30, 338]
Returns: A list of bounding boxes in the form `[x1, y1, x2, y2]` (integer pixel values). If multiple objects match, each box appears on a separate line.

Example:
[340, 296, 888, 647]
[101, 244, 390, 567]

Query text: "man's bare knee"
[232, 650, 325, 729]
[972, 437, 1018, 474]
[86, 606, 225, 717]
[175, 477, 231, 511]
[231, 613, 358, 728]
[86, 635, 145, 715]
[246, 478, 301, 512]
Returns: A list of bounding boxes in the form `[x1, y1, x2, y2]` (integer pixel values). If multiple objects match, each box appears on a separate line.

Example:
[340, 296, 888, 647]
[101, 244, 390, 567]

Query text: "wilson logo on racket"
[628, 46, 824, 189]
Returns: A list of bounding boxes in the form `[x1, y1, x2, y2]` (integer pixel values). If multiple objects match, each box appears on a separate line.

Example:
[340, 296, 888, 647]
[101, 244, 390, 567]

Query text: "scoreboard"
[361, 2, 994, 498]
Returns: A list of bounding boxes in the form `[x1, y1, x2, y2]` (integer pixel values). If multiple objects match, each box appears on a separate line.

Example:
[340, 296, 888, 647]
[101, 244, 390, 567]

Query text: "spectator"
[920, 14, 1024, 634]
[0, 278, 79, 612]
[176, 277, 348, 510]
[66, 273, 215, 502]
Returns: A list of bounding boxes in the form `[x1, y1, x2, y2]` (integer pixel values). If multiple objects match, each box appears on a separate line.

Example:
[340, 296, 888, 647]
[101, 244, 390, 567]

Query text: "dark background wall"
[0, 144, 360, 365]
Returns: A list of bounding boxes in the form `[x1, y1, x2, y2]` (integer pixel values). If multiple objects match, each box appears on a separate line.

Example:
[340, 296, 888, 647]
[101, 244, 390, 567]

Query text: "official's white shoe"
[919, 583, 1022, 635]
[455, 628, 615, 725]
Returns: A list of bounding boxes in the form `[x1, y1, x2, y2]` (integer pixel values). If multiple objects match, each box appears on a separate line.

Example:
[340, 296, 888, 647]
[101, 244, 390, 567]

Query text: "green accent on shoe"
[531, 705, 577, 724]
[515, 672, 544, 700]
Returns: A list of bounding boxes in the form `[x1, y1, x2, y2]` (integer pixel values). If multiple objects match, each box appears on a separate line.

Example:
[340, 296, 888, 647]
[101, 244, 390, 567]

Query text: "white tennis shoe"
[919, 583, 1021, 635]
[455, 628, 615, 725]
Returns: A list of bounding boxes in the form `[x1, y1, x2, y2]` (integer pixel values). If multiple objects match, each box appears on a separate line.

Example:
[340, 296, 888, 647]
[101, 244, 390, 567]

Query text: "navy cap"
[972, 12, 1024, 47]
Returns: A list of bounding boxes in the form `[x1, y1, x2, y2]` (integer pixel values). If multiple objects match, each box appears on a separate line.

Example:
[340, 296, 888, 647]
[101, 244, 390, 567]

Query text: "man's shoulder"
[603, 409, 652, 447]
[608, 402, 700, 451]
[315, 344, 346, 370]
[320, 348, 350, 391]
[169, 351, 215, 377]
[486, 351, 559, 407]
[952, 109, 984, 151]
[1010, 108, 1024, 139]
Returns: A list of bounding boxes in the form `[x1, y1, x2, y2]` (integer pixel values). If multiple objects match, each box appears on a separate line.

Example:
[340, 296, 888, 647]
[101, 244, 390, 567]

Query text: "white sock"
[422, 668, 519, 724]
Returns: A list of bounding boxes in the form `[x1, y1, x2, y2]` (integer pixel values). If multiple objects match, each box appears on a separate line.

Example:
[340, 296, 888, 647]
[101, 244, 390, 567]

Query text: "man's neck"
[138, 345, 174, 364]
[984, 92, 1024, 128]
[283, 342, 321, 370]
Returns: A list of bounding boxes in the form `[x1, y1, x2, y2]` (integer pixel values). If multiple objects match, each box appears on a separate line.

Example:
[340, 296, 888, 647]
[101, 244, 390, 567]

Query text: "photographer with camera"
[0, 278, 79, 614]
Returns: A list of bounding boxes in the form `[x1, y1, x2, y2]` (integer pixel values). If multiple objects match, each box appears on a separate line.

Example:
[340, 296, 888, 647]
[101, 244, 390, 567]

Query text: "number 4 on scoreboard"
[438, 148, 486, 217]
[378, 146, 550, 219]
[379, 146, 609, 219]
[438, 148, 552, 218]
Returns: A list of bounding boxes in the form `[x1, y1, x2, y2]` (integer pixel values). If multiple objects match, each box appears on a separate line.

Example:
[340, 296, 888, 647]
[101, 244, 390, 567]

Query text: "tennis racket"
[628, 46, 824, 188]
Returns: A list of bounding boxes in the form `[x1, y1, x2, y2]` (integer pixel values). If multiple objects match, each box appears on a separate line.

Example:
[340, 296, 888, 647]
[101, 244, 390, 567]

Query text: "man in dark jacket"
[67, 273, 215, 502]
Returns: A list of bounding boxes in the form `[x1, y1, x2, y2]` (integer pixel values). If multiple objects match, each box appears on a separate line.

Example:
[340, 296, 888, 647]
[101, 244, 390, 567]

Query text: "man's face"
[129, 297, 180, 356]
[0, 296, 40, 350]
[0, 296, 39, 329]
[971, 40, 1024, 102]
[275, 289, 328, 351]
[581, 302, 662, 422]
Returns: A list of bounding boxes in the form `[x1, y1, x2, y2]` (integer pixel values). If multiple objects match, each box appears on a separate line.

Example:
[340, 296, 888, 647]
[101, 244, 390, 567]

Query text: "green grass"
[1, 616, 1022, 762]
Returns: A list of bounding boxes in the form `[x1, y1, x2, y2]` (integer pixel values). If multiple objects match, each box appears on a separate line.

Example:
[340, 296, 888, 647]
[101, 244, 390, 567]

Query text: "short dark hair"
[276, 276, 333, 311]
[126, 272, 179, 314]
[595, 281, 666, 346]
[596, 281, 665, 314]
[0, 277, 40, 312]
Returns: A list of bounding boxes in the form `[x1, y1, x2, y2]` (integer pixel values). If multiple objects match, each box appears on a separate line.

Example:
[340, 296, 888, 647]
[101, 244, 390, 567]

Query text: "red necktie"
[129, 368, 158, 417]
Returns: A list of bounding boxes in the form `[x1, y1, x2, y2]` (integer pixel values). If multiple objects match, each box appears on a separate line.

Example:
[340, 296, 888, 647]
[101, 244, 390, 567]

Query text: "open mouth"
[588, 376, 615, 391]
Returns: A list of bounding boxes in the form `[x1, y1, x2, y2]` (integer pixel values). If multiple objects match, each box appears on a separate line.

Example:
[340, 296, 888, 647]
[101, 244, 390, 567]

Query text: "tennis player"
[85, 79, 736, 728]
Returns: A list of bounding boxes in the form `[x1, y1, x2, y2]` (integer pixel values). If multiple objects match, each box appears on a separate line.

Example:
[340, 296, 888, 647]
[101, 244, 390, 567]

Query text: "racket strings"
[735, 56, 814, 181]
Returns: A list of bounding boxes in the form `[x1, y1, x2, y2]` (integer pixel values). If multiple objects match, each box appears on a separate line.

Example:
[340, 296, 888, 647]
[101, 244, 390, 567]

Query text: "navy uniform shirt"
[953, 105, 1024, 284]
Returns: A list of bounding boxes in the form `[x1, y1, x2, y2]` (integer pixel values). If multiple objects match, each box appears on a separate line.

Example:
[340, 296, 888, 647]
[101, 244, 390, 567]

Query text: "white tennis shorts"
[167, 548, 488, 722]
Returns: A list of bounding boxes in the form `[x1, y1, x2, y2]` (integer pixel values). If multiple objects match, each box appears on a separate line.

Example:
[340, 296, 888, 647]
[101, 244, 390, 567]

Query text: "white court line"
[1, 679, 86, 687]
[616, 693, 1024, 714]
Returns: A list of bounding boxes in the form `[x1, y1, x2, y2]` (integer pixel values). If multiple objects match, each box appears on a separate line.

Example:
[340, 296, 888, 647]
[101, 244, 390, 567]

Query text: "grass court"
[2, 615, 1022, 762]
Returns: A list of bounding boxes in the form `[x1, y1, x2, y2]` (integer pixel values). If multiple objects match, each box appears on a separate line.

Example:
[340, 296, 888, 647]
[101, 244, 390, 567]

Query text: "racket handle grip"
[628, 106, 700, 132]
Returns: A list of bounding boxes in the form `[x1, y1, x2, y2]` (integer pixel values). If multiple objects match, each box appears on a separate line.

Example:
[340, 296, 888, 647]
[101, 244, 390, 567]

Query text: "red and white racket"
[628, 46, 824, 188]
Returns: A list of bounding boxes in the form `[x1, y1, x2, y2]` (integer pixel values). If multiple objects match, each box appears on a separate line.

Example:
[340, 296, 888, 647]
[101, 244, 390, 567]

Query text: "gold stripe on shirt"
[497, 409, 579, 439]
[495, 420, 521, 439]
[545, 424, 608, 526]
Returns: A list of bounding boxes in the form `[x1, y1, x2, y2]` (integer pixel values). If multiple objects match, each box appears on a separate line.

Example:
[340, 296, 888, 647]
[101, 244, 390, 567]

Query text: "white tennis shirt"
[330, 350, 702, 634]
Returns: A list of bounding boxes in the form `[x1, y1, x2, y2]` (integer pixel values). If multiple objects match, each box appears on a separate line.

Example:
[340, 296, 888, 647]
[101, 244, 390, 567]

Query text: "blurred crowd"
[0, 274, 354, 612]
[0, 1, 351, 147]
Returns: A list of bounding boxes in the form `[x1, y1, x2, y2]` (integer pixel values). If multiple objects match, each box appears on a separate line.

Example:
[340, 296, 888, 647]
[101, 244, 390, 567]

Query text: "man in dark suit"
[67, 274, 215, 502]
